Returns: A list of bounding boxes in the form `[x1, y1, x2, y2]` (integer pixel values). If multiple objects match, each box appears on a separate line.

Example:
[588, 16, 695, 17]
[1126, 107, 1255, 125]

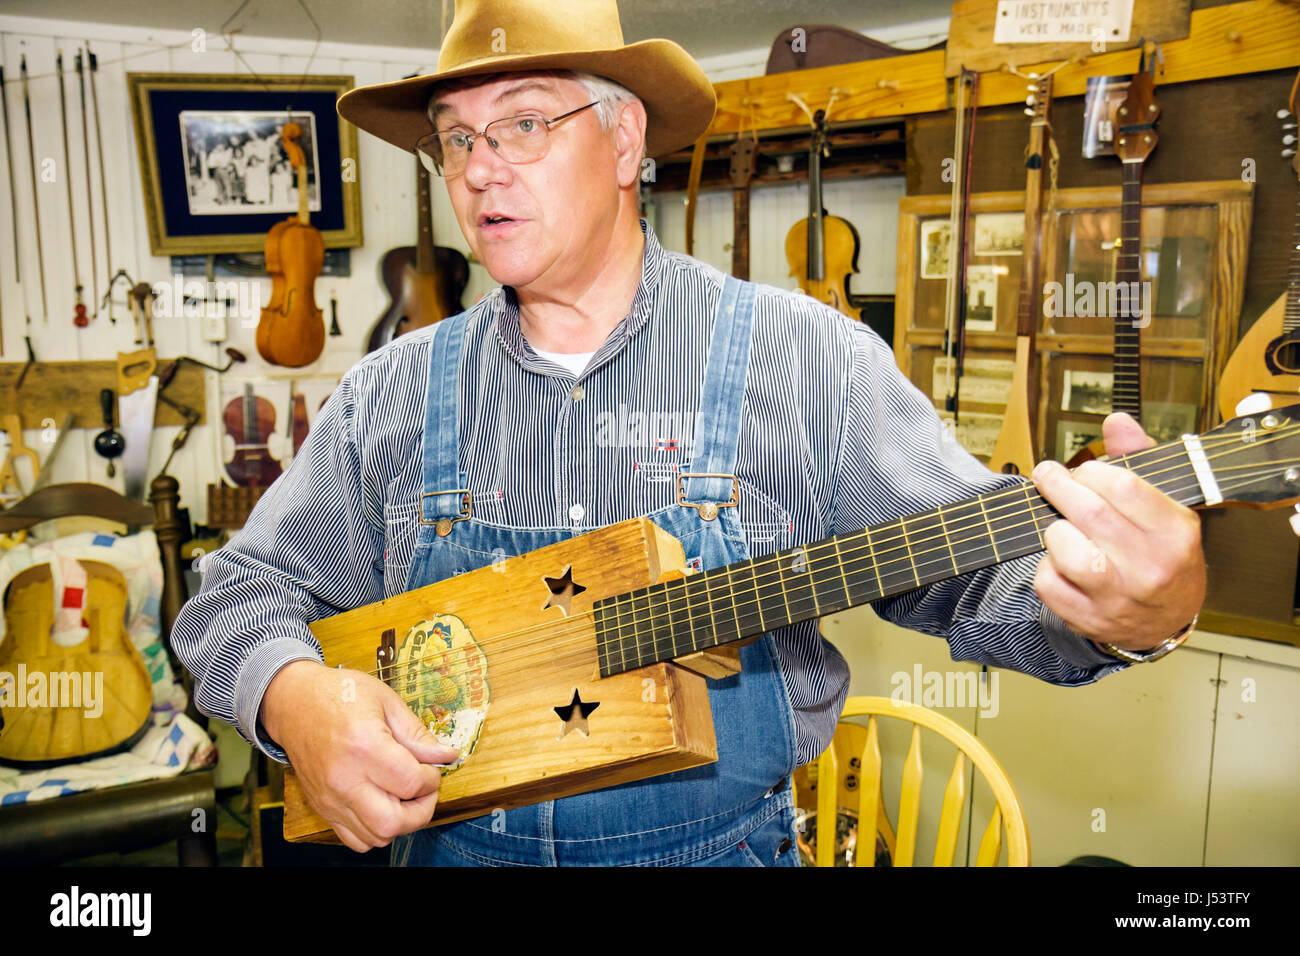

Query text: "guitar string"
[380, 457, 1300, 711]
[361, 435, 1196, 685]
[372, 437, 1298, 703]
[362, 428, 1294, 688]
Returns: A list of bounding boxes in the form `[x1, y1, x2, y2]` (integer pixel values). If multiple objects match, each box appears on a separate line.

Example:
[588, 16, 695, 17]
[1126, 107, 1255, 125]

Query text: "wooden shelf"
[0, 360, 207, 428]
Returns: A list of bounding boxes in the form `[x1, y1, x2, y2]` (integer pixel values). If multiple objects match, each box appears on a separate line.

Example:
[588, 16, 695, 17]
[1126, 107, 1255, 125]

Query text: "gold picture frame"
[127, 72, 362, 255]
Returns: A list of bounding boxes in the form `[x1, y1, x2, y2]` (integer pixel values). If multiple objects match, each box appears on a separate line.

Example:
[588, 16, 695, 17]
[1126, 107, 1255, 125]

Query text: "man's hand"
[1030, 412, 1206, 653]
[259, 660, 459, 853]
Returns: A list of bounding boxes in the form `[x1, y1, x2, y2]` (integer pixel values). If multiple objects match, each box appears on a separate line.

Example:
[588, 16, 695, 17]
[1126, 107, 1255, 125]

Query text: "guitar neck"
[595, 440, 1204, 676]
[1015, 122, 1048, 340]
[415, 157, 438, 275]
[1286, 184, 1300, 333]
[1112, 161, 1145, 419]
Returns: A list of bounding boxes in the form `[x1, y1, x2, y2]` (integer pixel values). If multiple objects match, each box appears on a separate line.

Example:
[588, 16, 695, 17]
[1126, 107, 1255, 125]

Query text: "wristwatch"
[1096, 614, 1199, 664]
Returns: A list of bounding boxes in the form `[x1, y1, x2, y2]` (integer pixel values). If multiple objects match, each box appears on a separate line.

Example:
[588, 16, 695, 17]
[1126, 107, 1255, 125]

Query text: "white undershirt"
[531, 346, 597, 377]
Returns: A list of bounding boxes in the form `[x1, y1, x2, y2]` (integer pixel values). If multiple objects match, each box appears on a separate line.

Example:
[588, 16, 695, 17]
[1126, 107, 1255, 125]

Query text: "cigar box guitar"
[284, 406, 1300, 843]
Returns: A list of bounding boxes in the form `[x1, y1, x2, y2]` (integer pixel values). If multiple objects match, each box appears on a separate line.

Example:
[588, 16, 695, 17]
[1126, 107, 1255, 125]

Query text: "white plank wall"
[0, 13, 912, 525]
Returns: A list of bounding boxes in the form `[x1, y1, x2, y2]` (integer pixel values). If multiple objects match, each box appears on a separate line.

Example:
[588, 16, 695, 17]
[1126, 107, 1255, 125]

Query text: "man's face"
[430, 74, 622, 293]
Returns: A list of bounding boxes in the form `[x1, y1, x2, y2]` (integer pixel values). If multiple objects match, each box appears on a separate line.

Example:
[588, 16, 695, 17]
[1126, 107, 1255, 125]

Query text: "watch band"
[1097, 614, 1199, 664]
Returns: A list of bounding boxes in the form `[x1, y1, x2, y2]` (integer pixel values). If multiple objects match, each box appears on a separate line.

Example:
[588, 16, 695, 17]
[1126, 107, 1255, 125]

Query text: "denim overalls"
[390, 275, 802, 866]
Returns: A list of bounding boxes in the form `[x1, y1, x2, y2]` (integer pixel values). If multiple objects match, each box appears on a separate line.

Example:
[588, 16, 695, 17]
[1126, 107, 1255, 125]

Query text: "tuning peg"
[1284, 148, 1297, 158]
[1026, 93, 1036, 106]
[1289, 504, 1300, 538]
[1284, 134, 1297, 146]
[1024, 108, 1035, 116]
[1279, 109, 1294, 119]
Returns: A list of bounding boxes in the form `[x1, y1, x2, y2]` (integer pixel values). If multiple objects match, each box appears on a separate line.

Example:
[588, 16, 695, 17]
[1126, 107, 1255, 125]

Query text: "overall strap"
[678, 274, 758, 512]
[420, 311, 472, 527]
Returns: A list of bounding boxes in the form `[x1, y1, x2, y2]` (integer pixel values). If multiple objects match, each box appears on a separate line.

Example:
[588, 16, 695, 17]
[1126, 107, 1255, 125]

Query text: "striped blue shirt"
[171, 218, 1123, 769]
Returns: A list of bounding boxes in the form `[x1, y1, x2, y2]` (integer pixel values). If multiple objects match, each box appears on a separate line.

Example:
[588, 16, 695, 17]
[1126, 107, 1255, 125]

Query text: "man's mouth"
[479, 213, 518, 227]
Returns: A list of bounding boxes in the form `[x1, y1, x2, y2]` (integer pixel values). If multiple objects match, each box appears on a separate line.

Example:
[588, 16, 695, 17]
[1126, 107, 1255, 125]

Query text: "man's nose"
[463, 132, 510, 187]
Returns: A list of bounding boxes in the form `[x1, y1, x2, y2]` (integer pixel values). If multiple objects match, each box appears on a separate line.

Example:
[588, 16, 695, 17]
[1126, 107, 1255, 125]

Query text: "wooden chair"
[0, 477, 218, 865]
[792, 695, 1030, 867]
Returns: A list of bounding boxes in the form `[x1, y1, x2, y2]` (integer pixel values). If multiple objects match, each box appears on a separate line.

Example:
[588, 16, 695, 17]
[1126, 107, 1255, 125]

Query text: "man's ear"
[612, 99, 649, 189]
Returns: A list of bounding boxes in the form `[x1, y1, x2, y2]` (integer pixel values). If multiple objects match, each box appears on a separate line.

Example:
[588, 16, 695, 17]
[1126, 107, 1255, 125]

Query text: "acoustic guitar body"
[282, 517, 723, 844]
[784, 214, 861, 320]
[0, 561, 152, 766]
[1217, 292, 1300, 420]
[367, 245, 469, 352]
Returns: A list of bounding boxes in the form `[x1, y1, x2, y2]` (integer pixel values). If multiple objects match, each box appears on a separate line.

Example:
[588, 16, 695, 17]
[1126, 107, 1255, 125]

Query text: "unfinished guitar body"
[282, 517, 723, 844]
[0, 561, 152, 766]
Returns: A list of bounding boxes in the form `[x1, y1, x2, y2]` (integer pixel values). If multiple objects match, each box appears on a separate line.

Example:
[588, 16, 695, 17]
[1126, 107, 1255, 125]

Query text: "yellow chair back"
[792, 695, 1029, 867]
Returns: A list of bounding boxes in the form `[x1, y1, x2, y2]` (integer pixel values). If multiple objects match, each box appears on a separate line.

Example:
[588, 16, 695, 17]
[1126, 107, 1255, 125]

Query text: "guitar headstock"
[1281, 69, 1298, 179]
[1023, 73, 1054, 129]
[728, 134, 757, 189]
[1197, 403, 1300, 510]
[1115, 68, 1159, 164]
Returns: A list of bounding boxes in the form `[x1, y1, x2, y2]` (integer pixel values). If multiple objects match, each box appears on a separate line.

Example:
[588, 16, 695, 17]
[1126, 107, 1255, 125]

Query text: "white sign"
[992, 0, 1134, 45]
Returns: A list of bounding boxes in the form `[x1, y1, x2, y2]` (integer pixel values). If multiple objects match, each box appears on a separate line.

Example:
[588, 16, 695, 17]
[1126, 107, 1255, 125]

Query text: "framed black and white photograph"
[1061, 369, 1114, 415]
[972, 212, 1024, 256]
[128, 73, 362, 255]
[178, 110, 320, 216]
[920, 219, 951, 279]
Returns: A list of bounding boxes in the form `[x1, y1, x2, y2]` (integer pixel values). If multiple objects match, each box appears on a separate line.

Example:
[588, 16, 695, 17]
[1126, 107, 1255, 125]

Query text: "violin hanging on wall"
[785, 109, 862, 320]
[223, 384, 283, 488]
[256, 123, 325, 368]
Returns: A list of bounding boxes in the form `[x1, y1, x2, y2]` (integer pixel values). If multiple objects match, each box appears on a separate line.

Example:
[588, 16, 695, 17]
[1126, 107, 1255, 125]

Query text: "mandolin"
[284, 405, 1300, 843]
[785, 110, 861, 319]
[989, 75, 1053, 476]
[366, 154, 468, 352]
[256, 123, 325, 368]
[1068, 65, 1159, 466]
[1217, 72, 1300, 420]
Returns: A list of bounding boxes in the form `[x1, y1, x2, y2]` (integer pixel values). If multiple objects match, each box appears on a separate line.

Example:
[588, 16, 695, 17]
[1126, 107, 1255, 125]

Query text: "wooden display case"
[894, 180, 1252, 464]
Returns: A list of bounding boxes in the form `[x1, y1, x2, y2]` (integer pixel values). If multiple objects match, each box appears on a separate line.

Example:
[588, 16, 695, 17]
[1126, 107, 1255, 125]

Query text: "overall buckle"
[419, 489, 473, 536]
[675, 472, 739, 521]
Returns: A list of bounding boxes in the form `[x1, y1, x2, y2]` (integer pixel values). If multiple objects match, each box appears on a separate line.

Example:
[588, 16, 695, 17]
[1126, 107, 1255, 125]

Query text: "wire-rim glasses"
[416, 100, 600, 177]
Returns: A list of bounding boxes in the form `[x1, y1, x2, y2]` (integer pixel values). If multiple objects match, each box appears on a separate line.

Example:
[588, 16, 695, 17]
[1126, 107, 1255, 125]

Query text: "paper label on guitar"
[393, 615, 491, 771]
[992, 0, 1133, 46]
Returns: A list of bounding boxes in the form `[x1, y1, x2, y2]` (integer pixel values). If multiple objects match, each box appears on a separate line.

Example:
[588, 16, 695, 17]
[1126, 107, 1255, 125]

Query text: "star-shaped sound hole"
[542, 564, 587, 616]
[554, 689, 600, 739]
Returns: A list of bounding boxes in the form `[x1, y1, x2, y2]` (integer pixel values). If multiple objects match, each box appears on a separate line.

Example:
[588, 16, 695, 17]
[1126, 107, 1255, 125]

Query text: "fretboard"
[594, 441, 1202, 676]
[1113, 161, 1145, 419]
[1286, 184, 1300, 333]
[415, 157, 438, 275]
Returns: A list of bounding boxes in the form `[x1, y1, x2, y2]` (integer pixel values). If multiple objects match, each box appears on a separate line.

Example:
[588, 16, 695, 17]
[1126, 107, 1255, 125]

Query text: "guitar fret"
[833, 536, 854, 607]
[936, 504, 959, 576]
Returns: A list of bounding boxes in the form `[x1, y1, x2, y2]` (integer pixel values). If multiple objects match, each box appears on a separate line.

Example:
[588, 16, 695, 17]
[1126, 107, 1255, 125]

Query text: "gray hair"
[426, 69, 646, 161]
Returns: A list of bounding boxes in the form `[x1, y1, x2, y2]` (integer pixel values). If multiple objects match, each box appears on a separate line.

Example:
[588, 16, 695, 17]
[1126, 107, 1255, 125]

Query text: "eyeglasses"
[416, 100, 600, 177]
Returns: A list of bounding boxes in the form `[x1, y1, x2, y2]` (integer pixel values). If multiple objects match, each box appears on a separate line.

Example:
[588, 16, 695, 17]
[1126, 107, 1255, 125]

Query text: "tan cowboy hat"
[336, 0, 716, 159]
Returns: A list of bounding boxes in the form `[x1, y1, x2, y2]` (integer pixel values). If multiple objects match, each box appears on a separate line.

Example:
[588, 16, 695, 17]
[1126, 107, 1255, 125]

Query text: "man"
[172, 0, 1204, 866]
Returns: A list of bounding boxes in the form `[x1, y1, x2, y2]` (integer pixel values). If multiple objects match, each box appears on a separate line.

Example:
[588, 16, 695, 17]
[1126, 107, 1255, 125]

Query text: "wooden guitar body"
[283, 517, 721, 844]
[0, 561, 151, 766]
[367, 245, 469, 352]
[1218, 292, 1300, 419]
